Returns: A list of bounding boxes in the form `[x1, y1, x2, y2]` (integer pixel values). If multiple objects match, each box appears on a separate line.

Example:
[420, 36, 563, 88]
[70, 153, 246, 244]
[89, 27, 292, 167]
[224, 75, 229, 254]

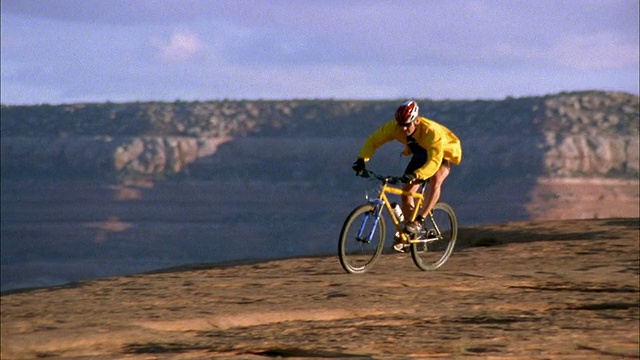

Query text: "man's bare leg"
[401, 181, 422, 223]
[419, 163, 450, 219]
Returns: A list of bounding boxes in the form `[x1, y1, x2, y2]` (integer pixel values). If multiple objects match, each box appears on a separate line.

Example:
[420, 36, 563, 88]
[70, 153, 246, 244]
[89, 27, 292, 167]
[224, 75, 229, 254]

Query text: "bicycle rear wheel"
[411, 202, 457, 271]
[338, 204, 386, 274]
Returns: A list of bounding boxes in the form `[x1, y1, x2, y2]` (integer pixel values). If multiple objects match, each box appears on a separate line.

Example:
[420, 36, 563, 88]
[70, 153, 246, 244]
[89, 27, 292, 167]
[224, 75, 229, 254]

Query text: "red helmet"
[395, 101, 419, 125]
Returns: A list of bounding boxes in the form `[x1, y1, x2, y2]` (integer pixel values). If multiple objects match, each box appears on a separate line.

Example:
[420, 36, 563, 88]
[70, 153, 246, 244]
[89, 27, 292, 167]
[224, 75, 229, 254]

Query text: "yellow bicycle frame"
[376, 182, 425, 244]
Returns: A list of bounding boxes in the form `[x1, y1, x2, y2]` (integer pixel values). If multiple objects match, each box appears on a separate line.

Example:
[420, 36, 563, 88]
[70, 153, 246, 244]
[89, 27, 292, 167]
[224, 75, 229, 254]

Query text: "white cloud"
[153, 31, 204, 63]
[552, 32, 639, 71]
[2, 1, 638, 104]
[485, 30, 639, 72]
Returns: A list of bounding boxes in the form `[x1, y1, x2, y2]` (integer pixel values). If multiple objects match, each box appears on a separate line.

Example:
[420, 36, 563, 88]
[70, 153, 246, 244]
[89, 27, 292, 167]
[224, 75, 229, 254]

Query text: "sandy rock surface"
[2, 218, 638, 359]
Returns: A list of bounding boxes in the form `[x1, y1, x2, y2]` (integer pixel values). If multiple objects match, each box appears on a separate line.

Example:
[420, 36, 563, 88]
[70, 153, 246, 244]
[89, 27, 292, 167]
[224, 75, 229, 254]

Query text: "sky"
[1, 0, 638, 105]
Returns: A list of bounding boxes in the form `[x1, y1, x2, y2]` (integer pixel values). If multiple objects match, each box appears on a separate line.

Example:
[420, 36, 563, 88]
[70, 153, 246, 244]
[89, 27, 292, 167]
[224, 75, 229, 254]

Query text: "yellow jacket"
[358, 117, 462, 180]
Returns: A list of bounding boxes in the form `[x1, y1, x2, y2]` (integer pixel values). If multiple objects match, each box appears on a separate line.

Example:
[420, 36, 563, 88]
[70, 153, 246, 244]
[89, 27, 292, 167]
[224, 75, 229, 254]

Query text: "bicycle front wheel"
[338, 204, 386, 274]
[411, 202, 457, 271]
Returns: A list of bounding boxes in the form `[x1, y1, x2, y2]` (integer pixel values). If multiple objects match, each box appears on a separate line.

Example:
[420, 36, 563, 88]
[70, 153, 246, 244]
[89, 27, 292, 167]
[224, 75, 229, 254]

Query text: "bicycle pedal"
[392, 243, 410, 253]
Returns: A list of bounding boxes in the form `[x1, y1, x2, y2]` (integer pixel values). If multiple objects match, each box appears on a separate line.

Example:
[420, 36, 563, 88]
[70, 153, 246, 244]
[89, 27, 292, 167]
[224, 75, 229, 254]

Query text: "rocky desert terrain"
[2, 218, 638, 359]
[1, 91, 638, 293]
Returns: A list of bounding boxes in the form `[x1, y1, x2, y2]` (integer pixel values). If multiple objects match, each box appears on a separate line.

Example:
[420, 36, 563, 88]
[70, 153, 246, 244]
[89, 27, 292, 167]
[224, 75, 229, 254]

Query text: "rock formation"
[1, 91, 638, 291]
[1, 91, 637, 179]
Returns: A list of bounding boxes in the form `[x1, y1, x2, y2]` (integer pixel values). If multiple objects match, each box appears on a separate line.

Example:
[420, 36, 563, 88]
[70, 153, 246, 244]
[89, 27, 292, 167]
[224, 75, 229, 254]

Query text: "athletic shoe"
[392, 232, 409, 253]
[405, 220, 423, 234]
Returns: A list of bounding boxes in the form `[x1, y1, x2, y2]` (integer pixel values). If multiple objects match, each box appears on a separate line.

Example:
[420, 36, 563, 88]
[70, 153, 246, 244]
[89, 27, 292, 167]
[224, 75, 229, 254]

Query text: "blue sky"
[1, 0, 638, 105]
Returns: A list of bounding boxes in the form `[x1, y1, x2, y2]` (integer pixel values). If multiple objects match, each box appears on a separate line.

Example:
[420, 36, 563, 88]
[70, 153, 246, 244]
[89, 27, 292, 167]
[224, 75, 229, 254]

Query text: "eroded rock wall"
[2, 91, 637, 180]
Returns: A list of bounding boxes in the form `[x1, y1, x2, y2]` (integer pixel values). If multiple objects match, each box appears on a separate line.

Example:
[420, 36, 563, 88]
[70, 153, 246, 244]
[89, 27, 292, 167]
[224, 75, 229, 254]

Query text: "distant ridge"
[2, 91, 638, 179]
[1, 91, 638, 292]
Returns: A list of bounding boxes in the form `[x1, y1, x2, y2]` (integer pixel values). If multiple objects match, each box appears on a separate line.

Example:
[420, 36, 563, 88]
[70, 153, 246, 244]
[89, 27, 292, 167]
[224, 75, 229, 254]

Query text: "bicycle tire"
[338, 204, 386, 274]
[410, 202, 457, 271]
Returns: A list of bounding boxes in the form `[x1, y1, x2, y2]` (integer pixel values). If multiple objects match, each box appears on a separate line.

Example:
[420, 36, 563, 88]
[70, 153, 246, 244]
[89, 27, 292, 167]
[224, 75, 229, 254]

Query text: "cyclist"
[352, 101, 462, 250]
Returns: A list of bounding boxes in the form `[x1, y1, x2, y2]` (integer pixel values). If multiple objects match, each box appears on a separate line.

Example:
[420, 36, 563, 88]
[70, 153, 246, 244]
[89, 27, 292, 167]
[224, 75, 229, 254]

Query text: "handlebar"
[358, 169, 401, 184]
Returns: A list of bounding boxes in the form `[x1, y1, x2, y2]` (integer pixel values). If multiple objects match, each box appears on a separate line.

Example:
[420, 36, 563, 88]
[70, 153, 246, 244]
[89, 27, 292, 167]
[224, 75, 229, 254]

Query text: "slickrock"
[2, 218, 638, 359]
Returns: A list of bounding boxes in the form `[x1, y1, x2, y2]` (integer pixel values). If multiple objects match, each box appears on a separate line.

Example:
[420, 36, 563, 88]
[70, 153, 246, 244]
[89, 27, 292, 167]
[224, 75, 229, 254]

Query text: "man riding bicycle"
[352, 101, 462, 250]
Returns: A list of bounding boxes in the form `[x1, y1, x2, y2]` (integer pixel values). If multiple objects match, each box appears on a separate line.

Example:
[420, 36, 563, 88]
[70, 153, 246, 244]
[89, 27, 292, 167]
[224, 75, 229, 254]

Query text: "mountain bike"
[338, 169, 457, 274]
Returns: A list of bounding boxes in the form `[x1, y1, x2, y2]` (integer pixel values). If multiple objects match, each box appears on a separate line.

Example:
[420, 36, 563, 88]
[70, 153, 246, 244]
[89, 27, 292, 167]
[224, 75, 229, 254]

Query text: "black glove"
[352, 158, 366, 176]
[401, 173, 416, 184]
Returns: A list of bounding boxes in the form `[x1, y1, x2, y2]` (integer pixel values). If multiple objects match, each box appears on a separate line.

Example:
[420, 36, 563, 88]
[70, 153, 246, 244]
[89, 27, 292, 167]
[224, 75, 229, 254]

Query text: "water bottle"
[391, 202, 404, 222]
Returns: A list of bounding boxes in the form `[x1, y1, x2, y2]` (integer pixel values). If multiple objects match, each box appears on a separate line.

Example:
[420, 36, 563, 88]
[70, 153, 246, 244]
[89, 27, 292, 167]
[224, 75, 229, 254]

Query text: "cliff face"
[539, 93, 639, 177]
[1, 91, 638, 179]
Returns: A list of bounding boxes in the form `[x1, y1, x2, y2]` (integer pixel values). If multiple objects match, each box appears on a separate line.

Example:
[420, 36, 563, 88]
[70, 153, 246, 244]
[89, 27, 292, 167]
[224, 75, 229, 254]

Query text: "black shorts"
[404, 155, 427, 175]
[405, 156, 450, 179]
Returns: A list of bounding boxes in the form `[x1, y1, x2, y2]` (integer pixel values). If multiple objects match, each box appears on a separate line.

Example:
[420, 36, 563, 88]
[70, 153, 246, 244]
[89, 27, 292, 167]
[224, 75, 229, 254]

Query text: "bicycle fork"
[356, 199, 384, 244]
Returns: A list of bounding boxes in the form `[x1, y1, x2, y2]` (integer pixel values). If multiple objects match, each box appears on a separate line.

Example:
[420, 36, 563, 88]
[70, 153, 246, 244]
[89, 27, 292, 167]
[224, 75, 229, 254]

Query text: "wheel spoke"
[339, 205, 385, 274]
[411, 203, 457, 271]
